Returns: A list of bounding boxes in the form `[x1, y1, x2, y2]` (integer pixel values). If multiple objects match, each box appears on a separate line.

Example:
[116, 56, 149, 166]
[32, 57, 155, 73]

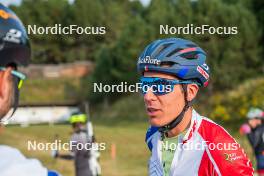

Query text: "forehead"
[143, 72, 178, 79]
[249, 118, 261, 121]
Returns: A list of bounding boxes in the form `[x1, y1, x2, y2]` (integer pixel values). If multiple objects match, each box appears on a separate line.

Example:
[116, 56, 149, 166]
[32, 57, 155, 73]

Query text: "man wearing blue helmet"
[138, 38, 253, 175]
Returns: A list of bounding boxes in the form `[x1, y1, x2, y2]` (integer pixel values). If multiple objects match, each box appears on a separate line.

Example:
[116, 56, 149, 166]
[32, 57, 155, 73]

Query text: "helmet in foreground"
[0, 4, 31, 67]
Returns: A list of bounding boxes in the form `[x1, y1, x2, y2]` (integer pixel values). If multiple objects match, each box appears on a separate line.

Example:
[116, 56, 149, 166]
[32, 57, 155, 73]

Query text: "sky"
[0, 0, 21, 6]
[0, 0, 151, 7]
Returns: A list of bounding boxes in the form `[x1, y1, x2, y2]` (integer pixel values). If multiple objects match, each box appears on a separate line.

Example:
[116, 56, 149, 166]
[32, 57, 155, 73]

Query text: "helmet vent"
[160, 61, 175, 67]
[181, 52, 198, 60]
[154, 43, 173, 56]
[186, 44, 197, 47]
[162, 43, 174, 50]
[166, 48, 183, 57]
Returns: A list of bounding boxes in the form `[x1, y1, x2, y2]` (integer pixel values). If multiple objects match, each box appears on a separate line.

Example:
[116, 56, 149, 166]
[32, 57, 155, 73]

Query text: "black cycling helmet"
[0, 4, 30, 123]
[0, 4, 30, 67]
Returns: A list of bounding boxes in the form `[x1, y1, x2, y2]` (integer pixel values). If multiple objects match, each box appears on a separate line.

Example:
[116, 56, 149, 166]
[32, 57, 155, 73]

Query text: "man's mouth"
[146, 107, 160, 116]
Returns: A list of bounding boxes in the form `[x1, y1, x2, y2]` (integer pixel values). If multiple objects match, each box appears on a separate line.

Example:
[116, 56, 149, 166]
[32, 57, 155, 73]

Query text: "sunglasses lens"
[156, 85, 168, 95]
[140, 87, 147, 95]
[139, 77, 174, 95]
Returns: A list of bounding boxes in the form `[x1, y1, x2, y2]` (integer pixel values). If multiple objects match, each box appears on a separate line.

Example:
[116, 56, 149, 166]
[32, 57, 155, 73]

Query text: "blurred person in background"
[0, 3, 60, 176]
[240, 107, 264, 176]
[55, 112, 101, 176]
[138, 38, 254, 176]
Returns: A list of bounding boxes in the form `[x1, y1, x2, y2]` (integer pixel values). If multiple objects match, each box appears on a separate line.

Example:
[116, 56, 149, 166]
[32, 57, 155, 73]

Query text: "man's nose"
[144, 88, 157, 103]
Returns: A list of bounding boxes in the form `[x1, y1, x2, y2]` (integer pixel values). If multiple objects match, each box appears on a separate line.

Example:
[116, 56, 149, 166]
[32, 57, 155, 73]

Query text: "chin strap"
[158, 84, 192, 138]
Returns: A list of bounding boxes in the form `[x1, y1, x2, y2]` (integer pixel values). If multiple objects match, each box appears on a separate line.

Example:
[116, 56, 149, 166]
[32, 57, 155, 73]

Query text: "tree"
[89, 16, 151, 103]
[191, 0, 261, 90]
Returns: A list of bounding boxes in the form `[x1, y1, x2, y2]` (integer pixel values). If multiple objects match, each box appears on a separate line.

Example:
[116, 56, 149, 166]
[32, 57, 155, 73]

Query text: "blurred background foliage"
[9, 0, 264, 121]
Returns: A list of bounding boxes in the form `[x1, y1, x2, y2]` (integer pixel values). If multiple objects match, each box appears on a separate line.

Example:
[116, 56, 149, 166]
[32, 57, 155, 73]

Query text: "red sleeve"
[198, 119, 254, 176]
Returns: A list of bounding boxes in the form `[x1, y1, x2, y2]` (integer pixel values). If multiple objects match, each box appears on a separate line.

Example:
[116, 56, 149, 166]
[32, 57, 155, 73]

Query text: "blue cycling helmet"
[137, 38, 209, 87]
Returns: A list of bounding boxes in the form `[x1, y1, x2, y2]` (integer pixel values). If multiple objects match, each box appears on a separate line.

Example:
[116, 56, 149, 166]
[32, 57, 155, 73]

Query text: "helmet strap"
[159, 84, 192, 138]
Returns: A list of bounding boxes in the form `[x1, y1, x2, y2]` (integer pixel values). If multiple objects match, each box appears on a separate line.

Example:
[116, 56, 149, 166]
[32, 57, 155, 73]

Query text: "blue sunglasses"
[0, 67, 26, 89]
[139, 77, 195, 95]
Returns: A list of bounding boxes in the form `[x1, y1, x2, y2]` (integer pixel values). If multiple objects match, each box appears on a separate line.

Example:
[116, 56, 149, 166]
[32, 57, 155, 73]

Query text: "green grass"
[20, 78, 82, 104]
[0, 122, 149, 176]
[4, 77, 263, 175]
[0, 121, 257, 176]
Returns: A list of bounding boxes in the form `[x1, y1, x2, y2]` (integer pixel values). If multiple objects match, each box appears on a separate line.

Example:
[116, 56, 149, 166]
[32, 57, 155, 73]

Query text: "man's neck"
[166, 108, 193, 138]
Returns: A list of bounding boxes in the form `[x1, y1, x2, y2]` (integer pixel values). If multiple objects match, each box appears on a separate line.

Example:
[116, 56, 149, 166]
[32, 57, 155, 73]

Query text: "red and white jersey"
[146, 110, 254, 176]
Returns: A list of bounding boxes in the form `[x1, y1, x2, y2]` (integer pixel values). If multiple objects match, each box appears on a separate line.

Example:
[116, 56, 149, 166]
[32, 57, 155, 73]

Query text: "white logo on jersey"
[3, 29, 22, 44]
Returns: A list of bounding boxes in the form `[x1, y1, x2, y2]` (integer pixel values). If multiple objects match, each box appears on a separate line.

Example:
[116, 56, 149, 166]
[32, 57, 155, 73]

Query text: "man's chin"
[149, 117, 166, 127]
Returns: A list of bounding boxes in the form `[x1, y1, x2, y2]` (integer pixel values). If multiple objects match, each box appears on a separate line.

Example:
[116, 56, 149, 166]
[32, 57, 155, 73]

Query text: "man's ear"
[187, 84, 199, 102]
[0, 68, 14, 120]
